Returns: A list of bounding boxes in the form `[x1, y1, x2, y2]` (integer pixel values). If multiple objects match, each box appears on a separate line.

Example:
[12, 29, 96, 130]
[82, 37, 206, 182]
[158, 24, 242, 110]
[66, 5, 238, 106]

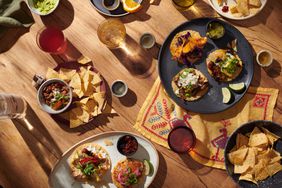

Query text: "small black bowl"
[206, 20, 225, 40]
[224, 120, 282, 188]
[117, 135, 138, 156]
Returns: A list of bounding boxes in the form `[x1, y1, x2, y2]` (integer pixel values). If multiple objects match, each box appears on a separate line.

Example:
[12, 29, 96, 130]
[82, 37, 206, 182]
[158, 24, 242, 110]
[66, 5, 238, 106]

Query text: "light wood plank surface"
[0, 0, 281, 187]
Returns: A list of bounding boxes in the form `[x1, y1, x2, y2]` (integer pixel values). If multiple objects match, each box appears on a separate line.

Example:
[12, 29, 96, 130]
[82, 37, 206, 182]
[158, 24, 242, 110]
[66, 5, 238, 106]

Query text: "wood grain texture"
[0, 0, 281, 187]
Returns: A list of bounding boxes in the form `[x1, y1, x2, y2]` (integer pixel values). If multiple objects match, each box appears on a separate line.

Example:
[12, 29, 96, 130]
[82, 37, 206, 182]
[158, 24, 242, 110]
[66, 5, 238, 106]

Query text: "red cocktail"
[36, 27, 67, 54]
[168, 126, 196, 153]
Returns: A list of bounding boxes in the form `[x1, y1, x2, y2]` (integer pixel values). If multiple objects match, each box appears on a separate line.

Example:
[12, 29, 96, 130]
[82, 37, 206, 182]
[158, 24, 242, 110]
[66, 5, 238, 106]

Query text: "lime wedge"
[229, 82, 245, 92]
[222, 87, 232, 104]
[144, 159, 154, 176]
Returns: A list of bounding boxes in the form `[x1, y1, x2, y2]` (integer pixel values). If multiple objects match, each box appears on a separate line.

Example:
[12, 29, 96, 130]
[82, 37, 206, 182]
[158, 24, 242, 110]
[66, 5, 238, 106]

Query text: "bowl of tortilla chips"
[224, 120, 282, 188]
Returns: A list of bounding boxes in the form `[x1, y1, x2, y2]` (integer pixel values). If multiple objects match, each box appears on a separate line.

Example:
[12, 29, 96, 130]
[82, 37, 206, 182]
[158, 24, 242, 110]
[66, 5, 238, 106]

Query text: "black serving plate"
[224, 120, 282, 188]
[158, 17, 254, 114]
[90, 0, 143, 17]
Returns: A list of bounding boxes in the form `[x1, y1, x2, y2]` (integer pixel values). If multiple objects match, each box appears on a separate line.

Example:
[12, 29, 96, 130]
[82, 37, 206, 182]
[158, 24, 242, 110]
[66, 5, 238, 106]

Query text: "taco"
[206, 49, 243, 82]
[69, 143, 111, 183]
[112, 158, 145, 188]
[171, 68, 209, 101]
[170, 30, 207, 64]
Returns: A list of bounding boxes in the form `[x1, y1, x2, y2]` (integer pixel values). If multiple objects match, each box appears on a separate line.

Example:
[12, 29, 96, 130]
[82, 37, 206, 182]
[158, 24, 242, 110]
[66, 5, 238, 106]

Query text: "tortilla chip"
[248, 127, 268, 147]
[46, 68, 59, 79]
[239, 172, 257, 185]
[249, 0, 261, 7]
[261, 127, 280, 146]
[249, 8, 260, 15]
[70, 111, 84, 128]
[237, 0, 249, 16]
[59, 68, 76, 80]
[254, 159, 269, 181]
[266, 162, 282, 177]
[72, 107, 90, 123]
[78, 56, 92, 65]
[230, 4, 238, 14]
[80, 97, 90, 105]
[92, 73, 102, 86]
[236, 133, 249, 149]
[69, 73, 81, 89]
[83, 99, 97, 114]
[228, 147, 248, 165]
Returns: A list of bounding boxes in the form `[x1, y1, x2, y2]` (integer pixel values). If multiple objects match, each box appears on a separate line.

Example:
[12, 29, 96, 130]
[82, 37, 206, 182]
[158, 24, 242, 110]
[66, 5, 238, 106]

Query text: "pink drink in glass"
[37, 27, 67, 54]
[168, 126, 196, 153]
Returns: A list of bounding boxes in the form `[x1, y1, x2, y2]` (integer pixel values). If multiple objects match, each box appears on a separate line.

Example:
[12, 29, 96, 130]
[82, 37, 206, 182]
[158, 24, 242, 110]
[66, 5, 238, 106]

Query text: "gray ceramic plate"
[90, 0, 143, 17]
[158, 17, 254, 114]
[49, 131, 159, 188]
[224, 120, 282, 188]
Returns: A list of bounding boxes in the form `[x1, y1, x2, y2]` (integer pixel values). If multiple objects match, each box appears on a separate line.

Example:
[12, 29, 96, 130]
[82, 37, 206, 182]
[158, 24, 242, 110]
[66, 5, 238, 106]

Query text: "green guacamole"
[206, 22, 225, 39]
[33, 0, 57, 14]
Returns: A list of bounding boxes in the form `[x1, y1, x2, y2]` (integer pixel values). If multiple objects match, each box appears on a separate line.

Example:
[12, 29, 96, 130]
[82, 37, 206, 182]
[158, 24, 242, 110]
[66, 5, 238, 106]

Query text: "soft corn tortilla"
[112, 158, 145, 188]
[170, 30, 206, 64]
[206, 49, 243, 82]
[69, 143, 111, 183]
[171, 68, 209, 101]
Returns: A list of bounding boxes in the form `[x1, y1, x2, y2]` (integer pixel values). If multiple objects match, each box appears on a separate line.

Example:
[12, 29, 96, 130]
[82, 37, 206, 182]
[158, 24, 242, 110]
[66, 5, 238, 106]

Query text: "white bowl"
[26, 0, 60, 16]
[37, 78, 72, 114]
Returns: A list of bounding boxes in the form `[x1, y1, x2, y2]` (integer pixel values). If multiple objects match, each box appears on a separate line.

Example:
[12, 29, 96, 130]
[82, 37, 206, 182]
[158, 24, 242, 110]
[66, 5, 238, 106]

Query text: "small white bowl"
[27, 0, 60, 16]
[37, 79, 72, 114]
[102, 0, 120, 11]
[111, 80, 128, 98]
[256, 50, 273, 67]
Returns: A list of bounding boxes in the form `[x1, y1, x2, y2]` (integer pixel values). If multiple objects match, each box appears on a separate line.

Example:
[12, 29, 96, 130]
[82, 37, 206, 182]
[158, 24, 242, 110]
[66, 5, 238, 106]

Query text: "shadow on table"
[118, 88, 138, 107]
[51, 40, 83, 63]
[264, 59, 281, 79]
[41, 0, 74, 30]
[0, 27, 30, 53]
[149, 151, 167, 188]
[11, 104, 62, 175]
[110, 35, 156, 78]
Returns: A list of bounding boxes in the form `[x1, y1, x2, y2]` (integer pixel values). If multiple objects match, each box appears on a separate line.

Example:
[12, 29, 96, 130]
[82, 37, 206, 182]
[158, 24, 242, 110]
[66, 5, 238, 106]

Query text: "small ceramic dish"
[256, 50, 273, 67]
[27, 0, 60, 16]
[37, 78, 72, 114]
[110, 80, 128, 97]
[139, 33, 156, 50]
[102, 0, 120, 11]
[117, 134, 139, 156]
[206, 20, 225, 39]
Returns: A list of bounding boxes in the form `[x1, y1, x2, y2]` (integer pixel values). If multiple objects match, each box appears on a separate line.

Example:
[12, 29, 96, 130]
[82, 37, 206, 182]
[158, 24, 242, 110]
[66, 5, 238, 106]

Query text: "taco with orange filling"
[170, 30, 207, 64]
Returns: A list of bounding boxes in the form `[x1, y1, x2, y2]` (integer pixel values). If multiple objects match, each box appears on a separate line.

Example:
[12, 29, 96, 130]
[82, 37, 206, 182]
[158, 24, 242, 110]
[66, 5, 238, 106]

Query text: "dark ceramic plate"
[158, 17, 254, 114]
[89, 0, 143, 17]
[224, 120, 282, 188]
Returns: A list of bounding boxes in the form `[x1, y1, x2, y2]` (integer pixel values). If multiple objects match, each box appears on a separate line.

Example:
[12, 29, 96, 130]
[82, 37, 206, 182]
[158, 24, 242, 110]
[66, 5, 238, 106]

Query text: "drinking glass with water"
[0, 94, 27, 119]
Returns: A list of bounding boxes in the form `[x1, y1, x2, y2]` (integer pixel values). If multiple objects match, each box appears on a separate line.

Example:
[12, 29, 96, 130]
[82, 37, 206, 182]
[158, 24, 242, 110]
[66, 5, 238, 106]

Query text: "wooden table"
[0, 0, 281, 187]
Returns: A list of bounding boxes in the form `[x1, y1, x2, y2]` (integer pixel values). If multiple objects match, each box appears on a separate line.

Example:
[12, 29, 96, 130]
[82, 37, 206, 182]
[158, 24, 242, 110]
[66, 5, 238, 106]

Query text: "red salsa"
[42, 82, 70, 110]
[222, 5, 229, 13]
[117, 135, 138, 156]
